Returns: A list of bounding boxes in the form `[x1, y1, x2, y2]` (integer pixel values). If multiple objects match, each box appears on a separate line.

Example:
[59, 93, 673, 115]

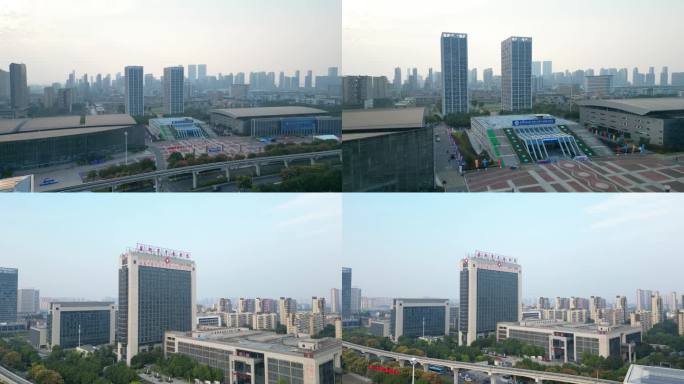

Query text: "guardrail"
[50, 150, 341, 192]
[342, 341, 619, 384]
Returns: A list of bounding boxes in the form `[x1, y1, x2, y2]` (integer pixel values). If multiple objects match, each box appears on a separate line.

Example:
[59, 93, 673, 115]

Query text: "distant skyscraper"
[651, 293, 663, 325]
[636, 289, 653, 311]
[458, 252, 521, 346]
[330, 288, 340, 314]
[469, 68, 478, 86]
[9, 63, 28, 110]
[501, 36, 532, 112]
[351, 287, 362, 314]
[312, 297, 325, 316]
[0, 69, 10, 100]
[483, 68, 494, 88]
[646, 67, 656, 86]
[305, 70, 313, 89]
[278, 297, 297, 326]
[197, 64, 207, 81]
[0, 268, 18, 323]
[532, 61, 542, 77]
[124, 66, 144, 117]
[163, 66, 184, 115]
[188, 64, 197, 82]
[116, 245, 196, 364]
[542, 61, 553, 79]
[341, 267, 352, 319]
[441, 32, 469, 114]
[17, 288, 40, 314]
[328, 67, 339, 78]
[660, 67, 669, 86]
[393, 67, 402, 90]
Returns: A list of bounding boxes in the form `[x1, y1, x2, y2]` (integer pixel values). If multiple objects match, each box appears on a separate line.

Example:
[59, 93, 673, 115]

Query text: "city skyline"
[0, 194, 341, 300]
[1, 0, 342, 84]
[342, 0, 684, 77]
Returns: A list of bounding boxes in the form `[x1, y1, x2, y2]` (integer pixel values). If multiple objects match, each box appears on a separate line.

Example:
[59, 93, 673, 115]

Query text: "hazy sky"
[0, 0, 341, 84]
[0, 194, 342, 302]
[342, 194, 684, 305]
[343, 0, 684, 77]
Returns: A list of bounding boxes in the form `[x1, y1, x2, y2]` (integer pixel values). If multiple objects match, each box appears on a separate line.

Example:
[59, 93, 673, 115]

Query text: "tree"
[236, 175, 253, 191]
[2, 351, 22, 370]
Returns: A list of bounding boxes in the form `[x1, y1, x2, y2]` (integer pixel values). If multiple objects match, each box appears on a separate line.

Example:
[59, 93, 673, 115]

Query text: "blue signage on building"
[282, 117, 317, 134]
[512, 118, 556, 127]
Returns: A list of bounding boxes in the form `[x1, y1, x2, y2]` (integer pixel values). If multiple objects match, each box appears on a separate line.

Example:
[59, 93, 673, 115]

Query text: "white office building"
[501, 37, 532, 112]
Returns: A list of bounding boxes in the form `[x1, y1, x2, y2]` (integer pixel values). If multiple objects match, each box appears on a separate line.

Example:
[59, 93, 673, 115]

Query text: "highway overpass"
[0, 365, 32, 384]
[50, 150, 341, 192]
[342, 341, 620, 384]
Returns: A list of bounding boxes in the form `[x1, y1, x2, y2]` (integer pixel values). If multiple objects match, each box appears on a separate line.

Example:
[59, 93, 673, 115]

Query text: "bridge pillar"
[224, 166, 230, 181]
[310, 157, 316, 166]
[451, 368, 459, 383]
[255, 163, 261, 177]
[192, 171, 198, 189]
[423, 364, 429, 372]
[111, 185, 116, 192]
[339, 152, 343, 162]
[397, 360, 405, 368]
[284, 160, 289, 168]
[154, 177, 161, 192]
[334, 353, 342, 369]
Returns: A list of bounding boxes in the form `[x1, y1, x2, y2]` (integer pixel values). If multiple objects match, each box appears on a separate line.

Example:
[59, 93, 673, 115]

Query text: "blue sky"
[1, 0, 341, 84]
[343, 0, 684, 76]
[0, 194, 342, 302]
[342, 194, 684, 304]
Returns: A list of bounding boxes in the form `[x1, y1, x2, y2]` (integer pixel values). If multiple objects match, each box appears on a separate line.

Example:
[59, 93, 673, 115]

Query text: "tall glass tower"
[124, 66, 144, 117]
[341, 267, 352, 319]
[501, 36, 532, 112]
[163, 66, 185, 115]
[459, 251, 521, 346]
[0, 267, 18, 323]
[440, 32, 469, 115]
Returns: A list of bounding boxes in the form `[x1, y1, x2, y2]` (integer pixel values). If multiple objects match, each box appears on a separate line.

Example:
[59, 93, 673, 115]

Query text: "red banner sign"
[368, 365, 400, 375]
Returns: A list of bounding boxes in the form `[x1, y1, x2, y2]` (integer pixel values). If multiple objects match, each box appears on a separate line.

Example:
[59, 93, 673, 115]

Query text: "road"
[0, 366, 31, 384]
[434, 124, 468, 192]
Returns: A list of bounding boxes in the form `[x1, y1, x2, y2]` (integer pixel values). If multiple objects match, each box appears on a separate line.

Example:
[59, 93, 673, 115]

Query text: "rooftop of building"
[0, 114, 136, 136]
[624, 364, 684, 384]
[0, 125, 133, 143]
[210, 106, 328, 119]
[577, 98, 684, 116]
[500, 320, 641, 335]
[49, 301, 114, 308]
[169, 329, 341, 358]
[471, 114, 575, 130]
[393, 298, 449, 303]
[342, 107, 426, 133]
[0, 175, 31, 192]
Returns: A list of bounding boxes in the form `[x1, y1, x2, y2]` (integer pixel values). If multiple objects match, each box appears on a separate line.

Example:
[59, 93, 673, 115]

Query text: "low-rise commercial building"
[210, 107, 339, 137]
[390, 298, 449, 341]
[342, 108, 433, 192]
[47, 301, 116, 349]
[197, 314, 222, 328]
[29, 326, 48, 349]
[578, 98, 684, 150]
[0, 114, 144, 170]
[497, 320, 641, 363]
[369, 320, 390, 338]
[164, 329, 342, 384]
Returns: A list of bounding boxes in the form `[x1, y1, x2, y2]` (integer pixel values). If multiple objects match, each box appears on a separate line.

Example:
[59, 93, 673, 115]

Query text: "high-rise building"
[390, 298, 450, 340]
[0, 268, 18, 323]
[43, 86, 55, 108]
[48, 301, 115, 349]
[660, 67, 669, 87]
[537, 297, 551, 309]
[651, 293, 663, 325]
[124, 66, 144, 117]
[669, 292, 678, 312]
[501, 37, 532, 112]
[117, 244, 196, 365]
[188, 64, 197, 82]
[532, 61, 542, 77]
[483, 68, 494, 88]
[542, 61, 553, 79]
[616, 295, 627, 324]
[441, 32, 469, 114]
[678, 311, 684, 336]
[278, 297, 296, 326]
[393, 67, 402, 90]
[198, 64, 207, 81]
[305, 70, 313, 89]
[341, 267, 352, 319]
[17, 288, 40, 314]
[646, 67, 656, 86]
[238, 298, 256, 313]
[9, 63, 28, 110]
[312, 297, 325, 316]
[163, 66, 184, 115]
[218, 298, 232, 313]
[330, 288, 340, 314]
[255, 298, 276, 314]
[342, 76, 373, 107]
[0, 69, 9, 100]
[469, 68, 478, 86]
[636, 289, 653, 311]
[555, 297, 570, 310]
[351, 287, 362, 314]
[458, 252, 521, 346]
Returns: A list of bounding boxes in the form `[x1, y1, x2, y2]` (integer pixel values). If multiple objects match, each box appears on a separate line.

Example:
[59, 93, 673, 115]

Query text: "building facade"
[390, 298, 450, 340]
[47, 301, 115, 349]
[117, 244, 196, 365]
[441, 32, 469, 114]
[501, 37, 532, 112]
[124, 66, 144, 117]
[163, 66, 185, 115]
[9, 63, 28, 111]
[459, 252, 522, 346]
[341, 268, 352, 319]
[17, 288, 40, 314]
[0, 268, 18, 323]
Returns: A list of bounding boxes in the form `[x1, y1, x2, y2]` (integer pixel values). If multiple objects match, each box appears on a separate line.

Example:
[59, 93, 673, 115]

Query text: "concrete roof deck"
[210, 106, 328, 119]
[0, 125, 132, 143]
[0, 114, 136, 135]
[342, 107, 426, 132]
[501, 320, 640, 335]
[577, 98, 684, 116]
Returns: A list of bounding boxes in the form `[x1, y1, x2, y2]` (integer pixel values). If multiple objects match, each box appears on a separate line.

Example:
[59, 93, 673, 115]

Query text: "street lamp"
[124, 131, 128, 165]
[410, 357, 417, 384]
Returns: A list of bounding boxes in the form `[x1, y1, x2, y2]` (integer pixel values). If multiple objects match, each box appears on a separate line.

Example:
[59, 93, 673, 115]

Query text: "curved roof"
[210, 106, 327, 119]
[577, 98, 684, 116]
[342, 107, 426, 131]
